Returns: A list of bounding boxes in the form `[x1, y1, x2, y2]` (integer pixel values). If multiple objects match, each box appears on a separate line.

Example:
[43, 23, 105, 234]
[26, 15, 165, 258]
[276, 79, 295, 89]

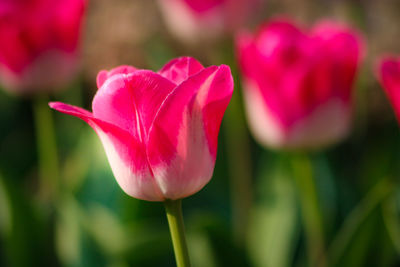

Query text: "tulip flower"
[0, 0, 86, 93]
[50, 57, 233, 266]
[158, 0, 259, 43]
[50, 57, 233, 201]
[376, 56, 400, 124]
[237, 19, 364, 149]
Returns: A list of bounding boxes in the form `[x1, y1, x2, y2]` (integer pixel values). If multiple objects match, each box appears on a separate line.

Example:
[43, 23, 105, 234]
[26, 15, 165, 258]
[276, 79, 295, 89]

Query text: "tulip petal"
[92, 70, 177, 140]
[96, 65, 137, 88]
[147, 65, 233, 199]
[237, 20, 311, 127]
[49, 102, 164, 201]
[312, 22, 363, 101]
[158, 56, 204, 85]
[378, 58, 400, 121]
[181, 0, 224, 13]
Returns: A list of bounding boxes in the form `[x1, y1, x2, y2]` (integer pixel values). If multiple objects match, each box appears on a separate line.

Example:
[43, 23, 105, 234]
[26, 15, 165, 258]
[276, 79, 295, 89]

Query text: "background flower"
[377, 56, 400, 125]
[0, 0, 86, 93]
[237, 18, 364, 149]
[158, 0, 260, 43]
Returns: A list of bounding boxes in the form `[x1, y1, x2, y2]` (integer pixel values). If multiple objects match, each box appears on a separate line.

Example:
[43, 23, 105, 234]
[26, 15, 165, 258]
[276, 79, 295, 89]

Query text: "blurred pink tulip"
[377, 56, 400, 124]
[158, 0, 259, 43]
[0, 0, 86, 93]
[237, 19, 364, 149]
[50, 57, 233, 201]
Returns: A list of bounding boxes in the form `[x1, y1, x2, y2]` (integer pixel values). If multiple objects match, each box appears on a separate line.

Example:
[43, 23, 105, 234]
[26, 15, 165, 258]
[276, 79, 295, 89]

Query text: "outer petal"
[49, 102, 164, 201]
[181, 0, 224, 13]
[147, 65, 233, 199]
[157, 0, 225, 43]
[237, 19, 305, 82]
[236, 31, 259, 79]
[236, 19, 310, 127]
[312, 21, 364, 101]
[53, 0, 87, 51]
[243, 79, 351, 149]
[158, 57, 204, 85]
[96, 65, 137, 88]
[0, 50, 78, 94]
[92, 71, 177, 140]
[377, 57, 400, 122]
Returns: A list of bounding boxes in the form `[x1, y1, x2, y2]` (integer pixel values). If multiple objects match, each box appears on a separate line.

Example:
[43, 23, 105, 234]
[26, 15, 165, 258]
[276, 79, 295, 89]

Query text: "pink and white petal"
[96, 65, 137, 88]
[49, 102, 164, 201]
[198, 65, 234, 156]
[92, 71, 176, 139]
[242, 78, 287, 147]
[147, 65, 233, 200]
[96, 70, 109, 88]
[125, 71, 177, 138]
[158, 57, 204, 85]
[93, 74, 138, 135]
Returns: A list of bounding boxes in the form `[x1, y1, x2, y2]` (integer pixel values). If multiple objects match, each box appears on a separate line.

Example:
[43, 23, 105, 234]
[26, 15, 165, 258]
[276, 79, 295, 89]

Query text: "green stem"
[164, 199, 191, 267]
[224, 90, 253, 246]
[290, 153, 326, 267]
[220, 38, 253, 246]
[33, 95, 59, 201]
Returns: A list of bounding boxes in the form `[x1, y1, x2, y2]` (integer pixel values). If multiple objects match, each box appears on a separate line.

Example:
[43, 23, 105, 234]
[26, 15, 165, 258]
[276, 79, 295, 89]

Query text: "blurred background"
[1, 0, 400, 266]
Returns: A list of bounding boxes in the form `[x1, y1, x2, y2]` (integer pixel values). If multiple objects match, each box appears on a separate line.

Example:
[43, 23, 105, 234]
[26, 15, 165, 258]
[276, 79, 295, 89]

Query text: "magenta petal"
[182, 0, 224, 13]
[312, 22, 364, 101]
[49, 102, 164, 201]
[378, 58, 400, 122]
[96, 65, 137, 88]
[147, 65, 233, 199]
[92, 71, 176, 140]
[158, 56, 204, 84]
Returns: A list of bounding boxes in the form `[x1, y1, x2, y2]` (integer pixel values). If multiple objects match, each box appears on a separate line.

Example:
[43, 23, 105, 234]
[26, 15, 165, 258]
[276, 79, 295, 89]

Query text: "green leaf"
[248, 156, 299, 267]
[56, 197, 83, 266]
[0, 174, 12, 237]
[328, 179, 393, 266]
[382, 191, 400, 255]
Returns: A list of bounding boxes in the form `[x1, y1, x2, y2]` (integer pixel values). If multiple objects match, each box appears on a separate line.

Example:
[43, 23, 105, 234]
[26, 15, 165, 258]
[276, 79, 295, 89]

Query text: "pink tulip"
[50, 57, 233, 201]
[158, 0, 259, 43]
[376, 56, 400, 124]
[0, 0, 86, 93]
[236, 19, 364, 149]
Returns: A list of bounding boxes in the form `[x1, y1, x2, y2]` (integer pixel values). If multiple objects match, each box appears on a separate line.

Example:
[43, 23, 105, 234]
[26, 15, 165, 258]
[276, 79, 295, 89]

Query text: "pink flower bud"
[50, 57, 233, 201]
[158, 0, 259, 43]
[236, 19, 364, 149]
[0, 0, 86, 93]
[376, 56, 400, 124]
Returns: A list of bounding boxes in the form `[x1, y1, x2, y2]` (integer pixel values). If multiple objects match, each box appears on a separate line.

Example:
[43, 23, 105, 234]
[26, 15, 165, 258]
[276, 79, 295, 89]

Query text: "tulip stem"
[33, 95, 59, 201]
[164, 199, 191, 267]
[220, 39, 253, 246]
[224, 90, 253, 246]
[290, 153, 326, 267]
